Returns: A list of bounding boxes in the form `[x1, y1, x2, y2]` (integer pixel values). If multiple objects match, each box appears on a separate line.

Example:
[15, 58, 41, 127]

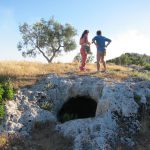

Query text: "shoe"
[101, 70, 108, 73]
[79, 67, 85, 71]
[95, 70, 100, 73]
[83, 67, 87, 71]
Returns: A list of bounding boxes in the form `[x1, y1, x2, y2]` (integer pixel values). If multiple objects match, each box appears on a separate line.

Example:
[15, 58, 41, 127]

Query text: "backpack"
[79, 38, 84, 45]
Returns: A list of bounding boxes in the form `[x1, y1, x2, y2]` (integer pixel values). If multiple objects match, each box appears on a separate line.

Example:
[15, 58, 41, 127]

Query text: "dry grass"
[0, 61, 79, 88]
[0, 61, 132, 89]
[0, 134, 7, 149]
[0, 121, 73, 150]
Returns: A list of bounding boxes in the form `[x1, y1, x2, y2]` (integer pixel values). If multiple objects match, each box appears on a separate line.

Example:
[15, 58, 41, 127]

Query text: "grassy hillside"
[0, 60, 149, 89]
[107, 53, 150, 70]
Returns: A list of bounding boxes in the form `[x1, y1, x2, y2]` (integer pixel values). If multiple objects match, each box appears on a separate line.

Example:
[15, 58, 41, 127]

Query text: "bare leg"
[97, 51, 100, 71]
[101, 55, 106, 71]
[97, 62, 100, 71]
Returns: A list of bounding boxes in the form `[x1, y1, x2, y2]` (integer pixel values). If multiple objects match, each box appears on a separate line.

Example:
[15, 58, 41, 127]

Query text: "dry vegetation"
[0, 121, 73, 150]
[0, 61, 133, 89]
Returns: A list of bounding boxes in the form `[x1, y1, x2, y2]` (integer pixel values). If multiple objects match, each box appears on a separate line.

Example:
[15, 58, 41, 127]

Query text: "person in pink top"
[79, 30, 91, 71]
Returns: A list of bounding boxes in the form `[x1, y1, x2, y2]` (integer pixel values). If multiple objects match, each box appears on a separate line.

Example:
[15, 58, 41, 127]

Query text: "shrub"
[134, 94, 141, 103]
[107, 53, 150, 66]
[144, 63, 150, 71]
[0, 75, 9, 83]
[0, 80, 14, 122]
[62, 113, 78, 122]
[40, 101, 53, 111]
[2, 82, 14, 100]
[0, 84, 4, 102]
[0, 104, 5, 119]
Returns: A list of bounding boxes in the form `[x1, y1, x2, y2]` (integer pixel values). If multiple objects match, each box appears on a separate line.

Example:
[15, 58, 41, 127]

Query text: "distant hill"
[107, 53, 150, 70]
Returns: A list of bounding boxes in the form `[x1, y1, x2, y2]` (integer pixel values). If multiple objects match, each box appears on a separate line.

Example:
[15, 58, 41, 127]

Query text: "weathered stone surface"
[1, 74, 150, 149]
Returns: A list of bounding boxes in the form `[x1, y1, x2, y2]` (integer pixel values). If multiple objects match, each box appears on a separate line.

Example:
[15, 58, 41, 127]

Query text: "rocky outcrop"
[1, 74, 150, 149]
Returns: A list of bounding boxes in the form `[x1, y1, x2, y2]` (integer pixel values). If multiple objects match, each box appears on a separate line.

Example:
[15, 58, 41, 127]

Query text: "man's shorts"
[98, 50, 106, 56]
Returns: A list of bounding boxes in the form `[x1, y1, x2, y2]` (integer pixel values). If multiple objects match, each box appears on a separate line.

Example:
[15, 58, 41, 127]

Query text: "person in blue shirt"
[92, 30, 111, 72]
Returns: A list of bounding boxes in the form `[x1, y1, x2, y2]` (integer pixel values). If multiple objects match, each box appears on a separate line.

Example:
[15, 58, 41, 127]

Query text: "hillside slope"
[107, 53, 150, 70]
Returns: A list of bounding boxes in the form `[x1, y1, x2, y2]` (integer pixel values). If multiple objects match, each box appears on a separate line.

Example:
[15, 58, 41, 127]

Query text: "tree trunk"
[37, 47, 52, 63]
[49, 52, 56, 63]
[37, 47, 58, 63]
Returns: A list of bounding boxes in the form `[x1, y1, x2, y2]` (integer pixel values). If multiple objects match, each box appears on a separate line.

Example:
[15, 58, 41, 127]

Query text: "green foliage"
[131, 71, 150, 81]
[73, 52, 94, 63]
[2, 82, 14, 100]
[18, 17, 77, 63]
[73, 53, 81, 62]
[0, 80, 14, 122]
[144, 63, 150, 71]
[0, 81, 14, 101]
[0, 84, 4, 102]
[40, 101, 53, 111]
[107, 53, 150, 66]
[62, 113, 78, 122]
[0, 75, 10, 83]
[134, 94, 141, 103]
[87, 54, 94, 63]
[0, 104, 5, 119]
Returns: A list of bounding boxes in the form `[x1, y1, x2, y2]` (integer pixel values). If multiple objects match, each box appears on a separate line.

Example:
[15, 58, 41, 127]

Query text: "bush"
[0, 84, 4, 102]
[73, 52, 94, 63]
[2, 82, 14, 100]
[0, 75, 9, 83]
[107, 53, 150, 66]
[0, 80, 14, 122]
[144, 63, 150, 71]
[40, 101, 53, 111]
[0, 104, 5, 119]
[61, 113, 78, 123]
[134, 94, 141, 103]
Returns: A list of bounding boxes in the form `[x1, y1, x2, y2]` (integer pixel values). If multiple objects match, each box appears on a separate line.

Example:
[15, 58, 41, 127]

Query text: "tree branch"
[36, 46, 50, 63]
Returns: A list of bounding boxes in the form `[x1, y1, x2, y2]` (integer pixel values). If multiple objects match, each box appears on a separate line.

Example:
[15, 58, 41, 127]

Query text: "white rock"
[1, 74, 150, 149]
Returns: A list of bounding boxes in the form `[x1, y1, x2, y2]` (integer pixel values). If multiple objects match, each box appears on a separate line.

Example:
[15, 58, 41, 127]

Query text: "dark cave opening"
[57, 96, 97, 123]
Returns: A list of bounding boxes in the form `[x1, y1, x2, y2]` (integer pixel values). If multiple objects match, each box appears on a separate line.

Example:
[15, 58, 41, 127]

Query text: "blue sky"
[0, 0, 150, 62]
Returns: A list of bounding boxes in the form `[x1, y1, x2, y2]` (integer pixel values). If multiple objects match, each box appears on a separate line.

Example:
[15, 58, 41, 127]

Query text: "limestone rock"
[0, 74, 150, 149]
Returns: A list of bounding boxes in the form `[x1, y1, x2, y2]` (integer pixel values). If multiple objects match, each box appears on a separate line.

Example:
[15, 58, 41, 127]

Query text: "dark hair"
[97, 30, 101, 35]
[81, 30, 89, 38]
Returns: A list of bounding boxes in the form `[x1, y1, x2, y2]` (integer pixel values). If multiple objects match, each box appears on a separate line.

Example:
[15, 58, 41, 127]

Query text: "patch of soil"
[1, 121, 73, 150]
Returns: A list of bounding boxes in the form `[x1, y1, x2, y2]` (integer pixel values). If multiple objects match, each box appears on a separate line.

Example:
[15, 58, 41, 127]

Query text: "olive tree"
[17, 17, 77, 63]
